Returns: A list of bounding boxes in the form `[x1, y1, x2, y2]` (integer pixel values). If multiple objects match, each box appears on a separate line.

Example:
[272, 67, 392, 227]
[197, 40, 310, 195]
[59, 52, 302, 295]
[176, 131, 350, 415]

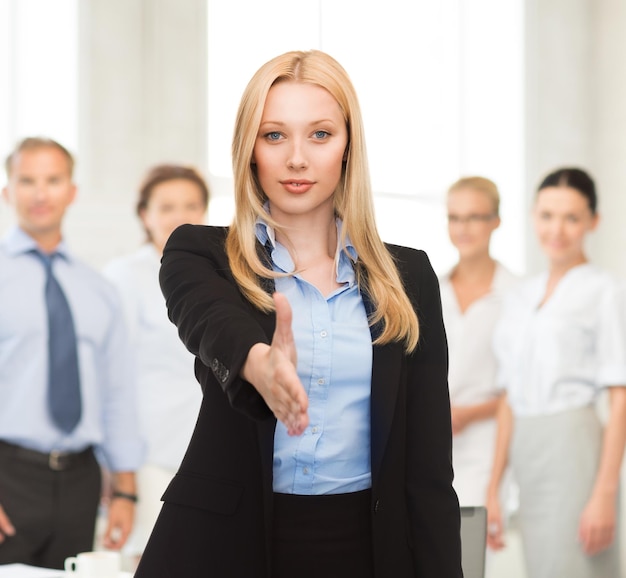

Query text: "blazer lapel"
[362, 288, 404, 484]
[370, 340, 404, 483]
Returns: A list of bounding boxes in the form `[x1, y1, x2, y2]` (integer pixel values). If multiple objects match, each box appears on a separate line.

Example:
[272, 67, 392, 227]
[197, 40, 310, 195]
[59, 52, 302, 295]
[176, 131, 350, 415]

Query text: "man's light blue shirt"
[0, 226, 144, 471]
[256, 218, 373, 495]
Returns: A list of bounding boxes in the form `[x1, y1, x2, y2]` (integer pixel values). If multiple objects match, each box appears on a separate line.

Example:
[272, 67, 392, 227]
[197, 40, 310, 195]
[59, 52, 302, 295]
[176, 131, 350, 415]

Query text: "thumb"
[272, 292, 293, 349]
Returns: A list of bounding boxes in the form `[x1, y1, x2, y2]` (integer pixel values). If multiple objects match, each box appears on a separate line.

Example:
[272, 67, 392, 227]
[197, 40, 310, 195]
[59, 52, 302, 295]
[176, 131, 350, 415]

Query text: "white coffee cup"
[64, 550, 121, 577]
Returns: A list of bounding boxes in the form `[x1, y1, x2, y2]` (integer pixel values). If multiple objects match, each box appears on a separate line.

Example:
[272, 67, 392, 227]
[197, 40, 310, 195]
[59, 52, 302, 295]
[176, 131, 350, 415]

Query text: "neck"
[24, 227, 63, 254]
[548, 254, 587, 280]
[151, 240, 164, 256]
[273, 211, 338, 266]
[452, 253, 495, 282]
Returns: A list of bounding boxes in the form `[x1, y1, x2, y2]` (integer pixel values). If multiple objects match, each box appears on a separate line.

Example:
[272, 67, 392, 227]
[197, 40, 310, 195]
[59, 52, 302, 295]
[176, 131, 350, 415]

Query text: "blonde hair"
[5, 136, 74, 178]
[226, 50, 419, 352]
[447, 176, 500, 216]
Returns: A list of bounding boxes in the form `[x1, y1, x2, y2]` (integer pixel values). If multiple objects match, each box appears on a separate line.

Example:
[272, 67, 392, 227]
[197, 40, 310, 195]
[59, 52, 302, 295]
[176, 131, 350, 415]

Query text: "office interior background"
[1, 0, 625, 575]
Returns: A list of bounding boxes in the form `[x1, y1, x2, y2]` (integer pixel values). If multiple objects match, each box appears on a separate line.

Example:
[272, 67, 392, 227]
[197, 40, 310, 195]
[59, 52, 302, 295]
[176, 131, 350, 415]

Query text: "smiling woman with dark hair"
[486, 167, 626, 578]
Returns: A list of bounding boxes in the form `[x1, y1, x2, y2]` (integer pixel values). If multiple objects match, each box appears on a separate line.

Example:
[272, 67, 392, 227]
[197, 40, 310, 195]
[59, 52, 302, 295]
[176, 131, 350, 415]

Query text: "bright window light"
[0, 0, 78, 161]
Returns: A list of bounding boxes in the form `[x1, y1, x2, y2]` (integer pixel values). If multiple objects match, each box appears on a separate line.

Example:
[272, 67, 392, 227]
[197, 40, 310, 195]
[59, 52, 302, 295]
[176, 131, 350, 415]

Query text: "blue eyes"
[262, 130, 330, 141]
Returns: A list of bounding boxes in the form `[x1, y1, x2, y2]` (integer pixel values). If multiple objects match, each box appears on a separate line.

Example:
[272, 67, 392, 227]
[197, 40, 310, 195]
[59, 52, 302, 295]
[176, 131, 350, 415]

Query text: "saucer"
[59, 572, 133, 578]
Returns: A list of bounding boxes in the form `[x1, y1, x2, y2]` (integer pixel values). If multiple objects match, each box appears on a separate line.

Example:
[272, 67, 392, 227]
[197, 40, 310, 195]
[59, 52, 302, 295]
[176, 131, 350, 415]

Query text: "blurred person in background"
[0, 137, 142, 569]
[439, 176, 517, 575]
[487, 167, 626, 578]
[103, 164, 209, 563]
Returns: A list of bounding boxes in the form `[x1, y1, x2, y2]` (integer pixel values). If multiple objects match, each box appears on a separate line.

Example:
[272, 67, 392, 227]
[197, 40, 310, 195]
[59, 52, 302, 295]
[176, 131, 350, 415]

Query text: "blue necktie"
[35, 251, 82, 433]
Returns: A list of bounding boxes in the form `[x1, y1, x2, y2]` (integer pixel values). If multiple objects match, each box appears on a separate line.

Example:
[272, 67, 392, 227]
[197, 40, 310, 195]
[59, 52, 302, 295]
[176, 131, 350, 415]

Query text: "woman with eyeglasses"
[486, 167, 626, 578]
[439, 177, 517, 524]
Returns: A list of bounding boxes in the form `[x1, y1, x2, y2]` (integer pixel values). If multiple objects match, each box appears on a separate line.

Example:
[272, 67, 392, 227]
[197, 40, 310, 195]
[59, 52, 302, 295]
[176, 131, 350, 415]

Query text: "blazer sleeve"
[159, 224, 273, 420]
[399, 247, 463, 576]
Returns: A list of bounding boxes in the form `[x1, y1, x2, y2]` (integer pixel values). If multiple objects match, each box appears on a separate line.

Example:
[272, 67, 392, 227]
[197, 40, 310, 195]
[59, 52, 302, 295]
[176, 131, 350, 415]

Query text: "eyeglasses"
[447, 213, 497, 225]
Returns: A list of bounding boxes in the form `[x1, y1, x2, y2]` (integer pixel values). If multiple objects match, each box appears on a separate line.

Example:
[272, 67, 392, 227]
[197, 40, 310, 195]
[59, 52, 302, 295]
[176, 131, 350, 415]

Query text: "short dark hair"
[537, 167, 597, 214]
[136, 164, 210, 241]
[5, 137, 75, 178]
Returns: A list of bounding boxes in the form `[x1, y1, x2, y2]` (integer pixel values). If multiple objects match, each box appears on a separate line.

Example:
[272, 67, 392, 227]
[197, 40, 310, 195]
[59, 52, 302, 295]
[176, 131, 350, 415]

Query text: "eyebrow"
[259, 118, 338, 128]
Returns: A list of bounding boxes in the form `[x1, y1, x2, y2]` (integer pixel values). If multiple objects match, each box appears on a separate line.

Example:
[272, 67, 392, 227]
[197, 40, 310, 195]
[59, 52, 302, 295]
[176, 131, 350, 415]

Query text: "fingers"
[579, 521, 615, 556]
[485, 498, 505, 551]
[242, 293, 309, 435]
[0, 504, 15, 543]
[267, 360, 309, 435]
[271, 292, 307, 434]
[272, 292, 294, 352]
[486, 518, 505, 551]
[102, 500, 134, 550]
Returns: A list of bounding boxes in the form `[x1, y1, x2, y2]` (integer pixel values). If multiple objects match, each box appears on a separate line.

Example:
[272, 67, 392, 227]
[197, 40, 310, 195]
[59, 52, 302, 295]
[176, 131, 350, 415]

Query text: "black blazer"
[135, 224, 462, 578]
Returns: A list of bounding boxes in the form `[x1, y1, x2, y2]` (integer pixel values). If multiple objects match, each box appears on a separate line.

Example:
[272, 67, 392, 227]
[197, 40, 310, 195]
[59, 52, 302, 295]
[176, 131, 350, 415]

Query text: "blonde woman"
[487, 168, 626, 578]
[439, 177, 517, 508]
[135, 50, 462, 578]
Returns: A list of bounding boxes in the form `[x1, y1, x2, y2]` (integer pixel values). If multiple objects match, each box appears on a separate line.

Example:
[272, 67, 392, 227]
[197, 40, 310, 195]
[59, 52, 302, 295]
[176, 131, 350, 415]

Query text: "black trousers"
[0, 441, 101, 569]
[272, 489, 374, 578]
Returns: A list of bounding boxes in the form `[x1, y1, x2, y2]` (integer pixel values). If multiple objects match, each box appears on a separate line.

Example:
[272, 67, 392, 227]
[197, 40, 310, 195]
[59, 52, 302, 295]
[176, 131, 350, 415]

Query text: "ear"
[1, 186, 9, 204]
[138, 206, 149, 227]
[590, 212, 600, 231]
[67, 183, 78, 206]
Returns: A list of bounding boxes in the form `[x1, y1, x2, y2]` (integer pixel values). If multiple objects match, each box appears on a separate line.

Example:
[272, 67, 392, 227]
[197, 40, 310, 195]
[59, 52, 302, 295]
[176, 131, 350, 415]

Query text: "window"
[207, 0, 525, 273]
[0, 0, 78, 166]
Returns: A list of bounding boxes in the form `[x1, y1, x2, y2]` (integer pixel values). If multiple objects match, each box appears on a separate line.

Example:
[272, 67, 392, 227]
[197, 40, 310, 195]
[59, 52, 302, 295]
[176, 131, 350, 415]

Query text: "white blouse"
[494, 263, 626, 417]
[440, 262, 518, 505]
[103, 244, 203, 470]
[440, 263, 518, 406]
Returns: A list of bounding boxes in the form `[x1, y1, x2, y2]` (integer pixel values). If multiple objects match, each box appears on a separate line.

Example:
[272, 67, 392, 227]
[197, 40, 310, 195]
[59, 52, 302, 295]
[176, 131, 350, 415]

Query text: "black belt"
[0, 440, 94, 471]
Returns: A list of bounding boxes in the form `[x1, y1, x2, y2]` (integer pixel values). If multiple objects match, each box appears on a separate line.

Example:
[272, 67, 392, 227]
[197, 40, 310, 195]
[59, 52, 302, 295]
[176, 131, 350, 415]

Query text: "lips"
[280, 180, 314, 194]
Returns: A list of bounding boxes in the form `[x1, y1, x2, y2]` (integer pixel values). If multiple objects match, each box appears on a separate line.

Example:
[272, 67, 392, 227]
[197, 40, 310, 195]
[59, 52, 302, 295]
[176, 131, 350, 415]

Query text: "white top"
[103, 244, 202, 469]
[494, 263, 626, 417]
[440, 262, 518, 505]
[440, 262, 518, 406]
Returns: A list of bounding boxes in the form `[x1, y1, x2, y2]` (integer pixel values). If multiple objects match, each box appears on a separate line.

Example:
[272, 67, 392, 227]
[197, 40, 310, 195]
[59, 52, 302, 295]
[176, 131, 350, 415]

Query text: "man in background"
[0, 137, 144, 569]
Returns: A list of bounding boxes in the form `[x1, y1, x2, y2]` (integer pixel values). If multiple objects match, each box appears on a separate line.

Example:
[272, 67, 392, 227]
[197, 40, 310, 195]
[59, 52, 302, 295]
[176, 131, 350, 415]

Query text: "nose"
[172, 208, 196, 228]
[33, 183, 48, 201]
[551, 217, 566, 235]
[286, 139, 308, 170]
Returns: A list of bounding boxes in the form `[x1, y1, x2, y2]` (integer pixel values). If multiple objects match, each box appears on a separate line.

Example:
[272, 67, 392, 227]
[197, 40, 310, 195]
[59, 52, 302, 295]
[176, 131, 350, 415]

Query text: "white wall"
[589, 0, 626, 279]
[524, 0, 626, 280]
[69, 0, 208, 266]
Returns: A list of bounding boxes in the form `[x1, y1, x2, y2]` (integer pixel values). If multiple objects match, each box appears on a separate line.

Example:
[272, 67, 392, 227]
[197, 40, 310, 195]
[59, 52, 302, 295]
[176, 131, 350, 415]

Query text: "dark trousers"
[0, 441, 101, 569]
[272, 489, 374, 578]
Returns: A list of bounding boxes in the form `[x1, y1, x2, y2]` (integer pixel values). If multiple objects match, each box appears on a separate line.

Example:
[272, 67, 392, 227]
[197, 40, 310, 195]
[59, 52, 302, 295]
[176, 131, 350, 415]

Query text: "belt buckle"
[49, 450, 64, 471]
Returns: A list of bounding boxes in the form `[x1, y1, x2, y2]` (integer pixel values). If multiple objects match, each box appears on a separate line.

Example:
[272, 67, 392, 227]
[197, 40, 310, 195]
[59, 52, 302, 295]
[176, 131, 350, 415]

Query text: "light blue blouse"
[256, 219, 373, 495]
